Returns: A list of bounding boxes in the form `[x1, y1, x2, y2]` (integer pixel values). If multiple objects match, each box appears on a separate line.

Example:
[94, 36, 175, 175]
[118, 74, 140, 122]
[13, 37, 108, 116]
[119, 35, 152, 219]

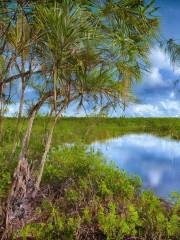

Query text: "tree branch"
[5, 70, 42, 84]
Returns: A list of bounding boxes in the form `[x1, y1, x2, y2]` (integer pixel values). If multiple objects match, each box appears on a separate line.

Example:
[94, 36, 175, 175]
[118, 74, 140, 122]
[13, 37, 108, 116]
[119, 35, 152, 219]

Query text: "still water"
[92, 134, 180, 199]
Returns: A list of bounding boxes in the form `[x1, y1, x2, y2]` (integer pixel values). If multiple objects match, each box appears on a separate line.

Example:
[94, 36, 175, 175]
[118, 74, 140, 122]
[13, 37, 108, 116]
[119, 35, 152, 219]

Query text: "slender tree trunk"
[34, 115, 58, 192]
[48, 104, 54, 117]
[2, 97, 64, 238]
[11, 78, 26, 158]
[19, 110, 36, 159]
[2, 110, 36, 239]
[2, 96, 71, 238]
[18, 78, 26, 120]
[0, 81, 4, 140]
[34, 96, 76, 194]
[34, 106, 66, 194]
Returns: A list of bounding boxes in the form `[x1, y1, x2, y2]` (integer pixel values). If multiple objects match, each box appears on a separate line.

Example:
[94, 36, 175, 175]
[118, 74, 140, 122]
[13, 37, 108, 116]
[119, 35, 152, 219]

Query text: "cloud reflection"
[92, 134, 180, 199]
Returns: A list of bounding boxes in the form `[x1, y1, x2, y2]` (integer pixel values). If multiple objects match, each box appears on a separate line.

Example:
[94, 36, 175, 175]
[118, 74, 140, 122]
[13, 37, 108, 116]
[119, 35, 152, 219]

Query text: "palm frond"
[166, 39, 180, 66]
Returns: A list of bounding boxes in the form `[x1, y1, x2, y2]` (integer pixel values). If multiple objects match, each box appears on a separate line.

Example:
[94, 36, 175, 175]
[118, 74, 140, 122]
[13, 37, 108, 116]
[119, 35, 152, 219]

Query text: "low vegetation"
[0, 0, 179, 238]
[2, 116, 180, 145]
[0, 118, 180, 239]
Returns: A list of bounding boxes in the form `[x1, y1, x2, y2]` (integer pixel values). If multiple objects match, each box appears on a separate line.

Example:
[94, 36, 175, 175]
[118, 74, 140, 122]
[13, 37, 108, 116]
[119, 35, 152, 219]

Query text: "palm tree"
[3, 0, 159, 237]
[0, 1, 38, 141]
[33, 0, 159, 190]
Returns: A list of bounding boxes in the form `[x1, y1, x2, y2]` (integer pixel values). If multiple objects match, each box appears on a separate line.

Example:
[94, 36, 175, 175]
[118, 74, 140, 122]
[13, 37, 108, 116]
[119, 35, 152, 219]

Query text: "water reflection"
[92, 134, 180, 199]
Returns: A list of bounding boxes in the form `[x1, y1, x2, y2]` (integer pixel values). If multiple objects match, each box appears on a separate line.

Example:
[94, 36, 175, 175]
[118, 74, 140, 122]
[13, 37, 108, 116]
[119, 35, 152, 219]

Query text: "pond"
[91, 134, 180, 199]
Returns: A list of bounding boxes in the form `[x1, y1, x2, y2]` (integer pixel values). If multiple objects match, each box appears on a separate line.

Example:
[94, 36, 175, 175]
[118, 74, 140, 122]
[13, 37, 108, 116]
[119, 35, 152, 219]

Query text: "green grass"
[1, 116, 180, 164]
[1, 117, 180, 158]
[0, 117, 180, 239]
[1, 117, 180, 197]
[2, 117, 180, 145]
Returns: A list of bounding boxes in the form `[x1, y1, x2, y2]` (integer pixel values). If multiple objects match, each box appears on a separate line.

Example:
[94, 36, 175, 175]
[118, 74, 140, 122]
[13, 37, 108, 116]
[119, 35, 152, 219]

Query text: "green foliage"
[19, 201, 80, 240]
[138, 191, 169, 238]
[98, 202, 141, 240]
[1, 117, 180, 153]
[0, 153, 14, 199]
[14, 145, 180, 240]
[1, 118, 180, 239]
[82, 206, 92, 224]
[167, 193, 180, 238]
[0, 0, 159, 122]
[0, 170, 11, 198]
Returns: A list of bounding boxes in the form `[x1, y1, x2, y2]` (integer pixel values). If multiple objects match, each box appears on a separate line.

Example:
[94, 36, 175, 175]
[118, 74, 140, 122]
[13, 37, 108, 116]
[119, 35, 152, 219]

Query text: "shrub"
[17, 145, 180, 240]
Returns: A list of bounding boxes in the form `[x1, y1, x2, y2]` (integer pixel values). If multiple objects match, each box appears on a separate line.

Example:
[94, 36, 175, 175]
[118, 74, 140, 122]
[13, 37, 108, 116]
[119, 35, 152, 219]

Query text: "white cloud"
[126, 99, 180, 117]
[149, 47, 171, 70]
[174, 66, 180, 75]
[5, 103, 19, 117]
[142, 46, 180, 88]
[142, 47, 170, 88]
[159, 100, 180, 116]
[144, 67, 164, 87]
[127, 46, 180, 117]
[149, 46, 180, 76]
[127, 103, 161, 117]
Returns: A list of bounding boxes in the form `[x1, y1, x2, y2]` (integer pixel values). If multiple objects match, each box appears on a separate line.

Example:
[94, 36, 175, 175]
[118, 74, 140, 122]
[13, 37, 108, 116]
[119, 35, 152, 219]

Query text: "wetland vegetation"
[2, 117, 180, 145]
[0, 0, 180, 239]
[0, 117, 180, 239]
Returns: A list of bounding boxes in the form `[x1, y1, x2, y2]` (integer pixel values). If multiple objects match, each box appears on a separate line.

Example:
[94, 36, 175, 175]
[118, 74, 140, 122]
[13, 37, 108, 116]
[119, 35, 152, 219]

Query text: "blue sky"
[124, 0, 180, 117]
[7, 0, 180, 117]
[65, 0, 180, 117]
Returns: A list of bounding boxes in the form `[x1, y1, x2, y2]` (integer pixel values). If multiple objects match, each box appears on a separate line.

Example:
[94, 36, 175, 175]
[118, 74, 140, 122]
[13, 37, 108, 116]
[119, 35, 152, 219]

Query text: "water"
[92, 134, 180, 199]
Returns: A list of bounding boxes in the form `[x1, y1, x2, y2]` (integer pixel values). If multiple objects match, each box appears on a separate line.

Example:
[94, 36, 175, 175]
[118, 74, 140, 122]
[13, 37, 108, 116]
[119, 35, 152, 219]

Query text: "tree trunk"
[2, 99, 69, 238]
[35, 115, 58, 192]
[34, 106, 65, 195]
[2, 110, 36, 239]
[18, 79, 26, 120]
[11, 78, 26, 158]
[0, 80, 4, 140]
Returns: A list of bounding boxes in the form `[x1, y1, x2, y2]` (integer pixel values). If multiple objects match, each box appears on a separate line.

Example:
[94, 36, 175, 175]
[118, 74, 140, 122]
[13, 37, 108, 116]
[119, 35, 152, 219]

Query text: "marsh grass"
[0, 117, 180, 239]
[2, 117, 180, 145]
[1, 117, 180, 198]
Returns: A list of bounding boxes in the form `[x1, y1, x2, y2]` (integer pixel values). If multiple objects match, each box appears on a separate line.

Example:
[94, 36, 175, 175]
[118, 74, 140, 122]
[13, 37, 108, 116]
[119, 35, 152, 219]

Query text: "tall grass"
[0, 117, 180, 239]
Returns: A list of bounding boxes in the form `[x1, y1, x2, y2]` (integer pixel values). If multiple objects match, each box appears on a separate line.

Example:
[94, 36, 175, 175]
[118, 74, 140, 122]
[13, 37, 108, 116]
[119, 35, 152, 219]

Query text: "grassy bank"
[0, 118, 180, 239]
[1, 117, 180, 196]
[2, 117, 180, 145]
[1, 117, 180, 159]
[1, 145, 180, 239]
